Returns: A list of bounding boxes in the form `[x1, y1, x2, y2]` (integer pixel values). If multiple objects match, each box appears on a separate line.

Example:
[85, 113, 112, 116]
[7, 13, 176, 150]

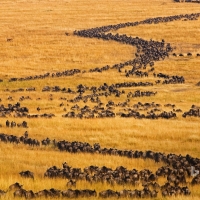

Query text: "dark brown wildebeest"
[24, 131, 28, 138]
[61, 189, 79, 198]
[162, 189, 169, 197]
[191, 174, 200, 185]
[138, 187, 152, 198]
[63, 162, 68, 169]
[7, 38, 13, 42]
[181, 186, 191, 195]
[144, 182, 160, 190]
[42, 137, 51, 145]
[11, 121, 16, 128]
[67, 179, 76, 188]
[6, 120, 10, 127]
[22, 121, 28, 128]
[196, 81, 200, 86]
[151, 190, 159, 197]
[35, 189, 50, 198]
[13, 188, 26, 197]
[119, 189, 132, 198]
[49, 188, 61, 197]
[129, 189, 140, 198]
[80, 189, 97, 198]
[172, 53, 177, 57]
[147, 173, 157, 182]
[19, 170, 34, 179]
[9, 182, 23, 191]
[60, 102, 64, 107]
[99, 189, 119, 198]
[25, 190, 35, 199]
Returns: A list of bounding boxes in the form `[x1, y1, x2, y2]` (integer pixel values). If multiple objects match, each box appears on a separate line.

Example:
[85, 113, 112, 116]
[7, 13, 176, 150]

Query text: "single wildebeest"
[67, 179, 76, 188]
[11, 121, 16, 128]
[24, 131, 28, 138]
[7, 38, 13, 42]
[13, 189, 26, 197]
[49, 188, 61, 197]
[19, 170, 34, 179]
[9, 182, 23, 191]
[22, 121, 28, 128]
[6, 120, 10, 127]
[25, 190, 35, 199]
[63, 162, 68, 169]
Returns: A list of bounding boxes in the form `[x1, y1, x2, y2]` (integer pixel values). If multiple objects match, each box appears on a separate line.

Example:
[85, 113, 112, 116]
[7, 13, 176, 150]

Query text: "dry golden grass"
[0, 0, 200, 199]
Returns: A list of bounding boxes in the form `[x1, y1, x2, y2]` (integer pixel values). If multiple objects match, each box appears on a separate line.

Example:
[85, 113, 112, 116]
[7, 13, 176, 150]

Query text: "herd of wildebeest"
[0, 131, 200, 198]
[1, 12, 200, 120]
[1, 10, 200, 198]
[0, 91, 199, 119]
[2, 12, 200, 83]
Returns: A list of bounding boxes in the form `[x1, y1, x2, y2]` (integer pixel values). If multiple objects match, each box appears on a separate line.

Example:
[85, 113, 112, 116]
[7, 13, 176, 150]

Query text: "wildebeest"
[191, 174, 200, 185]
[67, 179, 76, 188]
[80, 189, 97, 198]
[99, 189, 119, 198]
[49, 188, 61, 197]
[24, 190, 35, 199]
[7, 38, 13, 42]
[41, 137, 51, 145]
[19, 170, 34, 179]
[63, 162, 68, 168]
[24, 131, 28, 138]
[13, 188, 26, 198]
[61, 189, 80, 198]
[6, 120, 10, 127]
[35, 189, 51, 198]
[11, 121, 16, 128]
[9, 182, 23, 191]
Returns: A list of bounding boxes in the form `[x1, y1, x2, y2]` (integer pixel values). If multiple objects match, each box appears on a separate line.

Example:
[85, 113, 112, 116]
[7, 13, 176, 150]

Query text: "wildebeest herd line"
[0, 131, 200, 198]
[1, 12, 200, 120]
[4, 12, 200, 83]
[1, 11, 200, 199]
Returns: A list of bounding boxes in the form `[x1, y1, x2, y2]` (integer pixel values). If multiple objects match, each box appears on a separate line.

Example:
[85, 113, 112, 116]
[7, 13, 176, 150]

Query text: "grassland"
[0, 0, 200, 199]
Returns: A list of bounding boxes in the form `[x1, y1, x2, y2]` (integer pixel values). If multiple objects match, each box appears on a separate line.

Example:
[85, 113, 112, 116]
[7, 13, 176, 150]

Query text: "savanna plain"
[0, 0, 200, 199]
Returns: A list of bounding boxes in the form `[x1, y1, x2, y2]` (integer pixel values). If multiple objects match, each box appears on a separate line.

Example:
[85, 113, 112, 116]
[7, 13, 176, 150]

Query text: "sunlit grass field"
[0, 0, 200, 199]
